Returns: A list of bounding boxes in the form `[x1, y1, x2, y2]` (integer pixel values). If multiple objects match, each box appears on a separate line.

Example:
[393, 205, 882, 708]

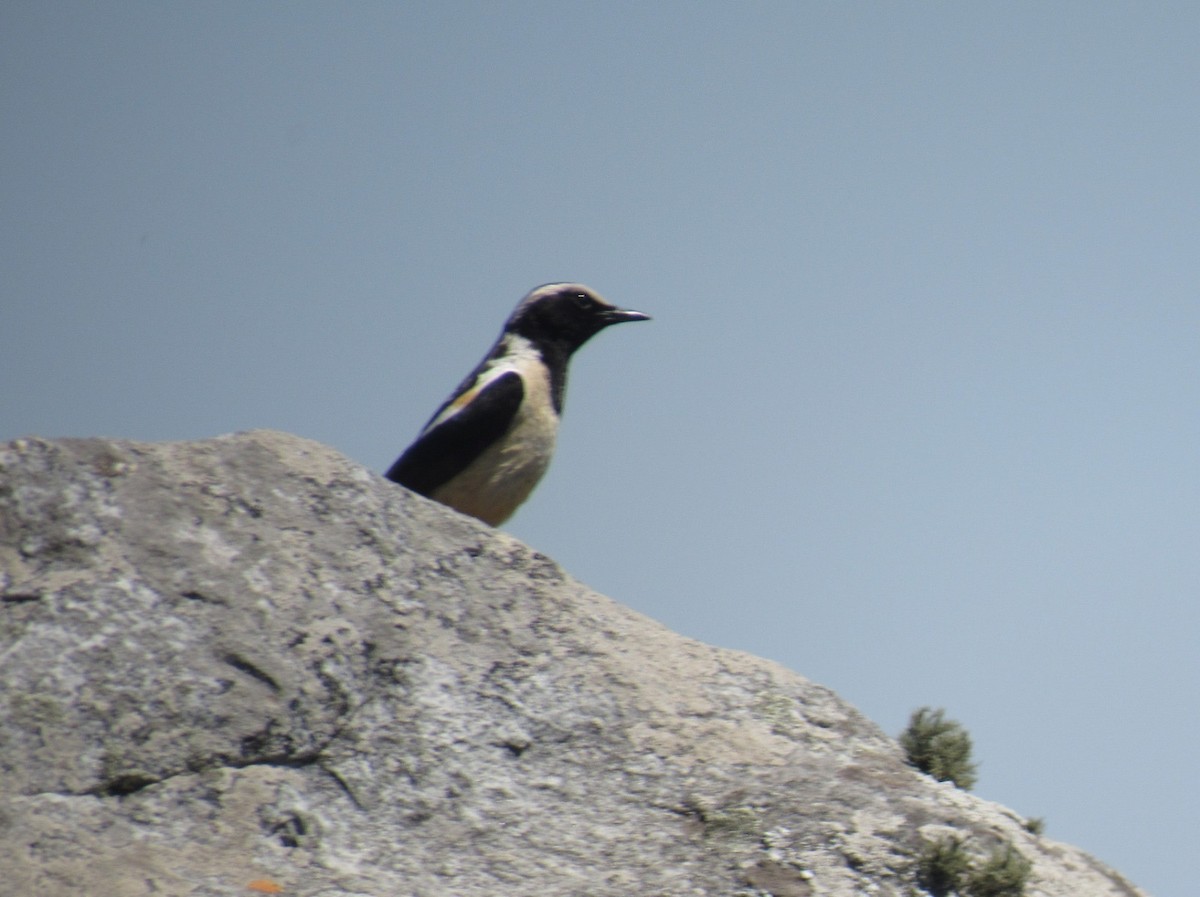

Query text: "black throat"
[536, 339, 573, 415]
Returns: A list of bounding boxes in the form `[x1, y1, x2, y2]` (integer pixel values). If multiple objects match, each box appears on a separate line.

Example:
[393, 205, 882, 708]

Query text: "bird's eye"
[572, 293, 595, 310]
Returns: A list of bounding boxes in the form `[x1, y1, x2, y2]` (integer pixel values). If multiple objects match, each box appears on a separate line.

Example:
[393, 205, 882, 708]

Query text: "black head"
[505, 283, 650, 356]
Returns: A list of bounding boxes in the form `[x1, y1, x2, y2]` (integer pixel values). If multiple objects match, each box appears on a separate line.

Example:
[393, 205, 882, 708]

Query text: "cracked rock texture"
[0, 430, 1146, 897]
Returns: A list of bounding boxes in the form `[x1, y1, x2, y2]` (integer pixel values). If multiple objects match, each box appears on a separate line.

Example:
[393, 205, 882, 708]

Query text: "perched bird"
[386, 283, 650, 525]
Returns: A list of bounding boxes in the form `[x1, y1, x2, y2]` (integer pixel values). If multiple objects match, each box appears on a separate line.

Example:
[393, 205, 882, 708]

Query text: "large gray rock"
[0, 431, 1144, 897]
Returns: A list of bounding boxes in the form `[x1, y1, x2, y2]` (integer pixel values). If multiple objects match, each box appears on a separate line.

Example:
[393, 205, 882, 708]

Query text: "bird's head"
[506, 283, 650, 355]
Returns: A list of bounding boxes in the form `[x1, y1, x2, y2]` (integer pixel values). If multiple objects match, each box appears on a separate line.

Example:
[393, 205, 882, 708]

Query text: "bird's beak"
[602, 307, 651, 325]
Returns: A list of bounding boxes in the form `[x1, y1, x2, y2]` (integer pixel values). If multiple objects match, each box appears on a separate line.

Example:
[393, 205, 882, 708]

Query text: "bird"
[385, 283, 650, 526]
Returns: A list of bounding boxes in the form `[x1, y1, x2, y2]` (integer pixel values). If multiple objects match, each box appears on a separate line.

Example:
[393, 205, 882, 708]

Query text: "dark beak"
[602, 307, 651, 325]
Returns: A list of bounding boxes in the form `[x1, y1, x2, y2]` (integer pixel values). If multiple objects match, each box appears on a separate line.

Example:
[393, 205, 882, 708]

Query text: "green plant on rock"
[916, 835, 972, 897]
[914, 836, 1031, 897]
[900, 707, 978, 790]
[963, 843, 1031, 897]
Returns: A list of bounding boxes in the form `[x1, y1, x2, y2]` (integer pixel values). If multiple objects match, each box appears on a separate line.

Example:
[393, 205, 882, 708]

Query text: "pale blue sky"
[3, 4, 1197, 895]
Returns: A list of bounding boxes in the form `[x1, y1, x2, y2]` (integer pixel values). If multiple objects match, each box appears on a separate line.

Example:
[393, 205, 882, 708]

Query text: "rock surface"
[0, 430, 1146, 897]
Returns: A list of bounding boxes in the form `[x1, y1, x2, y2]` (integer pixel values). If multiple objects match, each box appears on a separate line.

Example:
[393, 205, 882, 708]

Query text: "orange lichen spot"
[247, 880, 285, 894]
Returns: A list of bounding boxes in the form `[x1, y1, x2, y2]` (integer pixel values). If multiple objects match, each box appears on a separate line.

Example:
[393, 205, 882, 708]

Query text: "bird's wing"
[385, 370, 525, 497]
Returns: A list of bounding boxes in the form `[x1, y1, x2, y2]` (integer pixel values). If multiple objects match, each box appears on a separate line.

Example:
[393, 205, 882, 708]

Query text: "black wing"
[385, 370, 524, 497]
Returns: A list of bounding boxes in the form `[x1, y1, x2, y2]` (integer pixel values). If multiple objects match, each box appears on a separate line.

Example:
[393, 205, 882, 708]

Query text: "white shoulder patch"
[426, 335, 543, 431]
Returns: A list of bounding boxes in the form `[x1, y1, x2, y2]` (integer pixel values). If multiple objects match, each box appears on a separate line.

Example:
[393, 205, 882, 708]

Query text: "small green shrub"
[916, 835, 971, 897]
[964, 843, 1031, 897]
[1022, 817, 1044, 836]
[900, 707, 978, 790]
[914, 837, 1031, 897]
